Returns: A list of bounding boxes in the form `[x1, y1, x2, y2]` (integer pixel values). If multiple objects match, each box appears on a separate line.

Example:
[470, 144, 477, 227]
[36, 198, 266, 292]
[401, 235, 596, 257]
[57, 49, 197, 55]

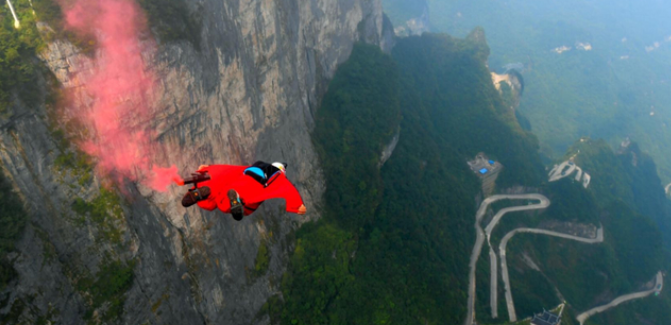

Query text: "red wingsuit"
[194, 164, 304, 216]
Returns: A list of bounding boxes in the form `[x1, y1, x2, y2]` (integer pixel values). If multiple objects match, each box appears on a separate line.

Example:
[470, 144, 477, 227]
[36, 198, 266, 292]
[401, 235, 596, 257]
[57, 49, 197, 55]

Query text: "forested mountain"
[269, 32, 545, 324]
[265, 31, 671, 324]
[498, 138, 671, 324]
[383, 0, 671, 183]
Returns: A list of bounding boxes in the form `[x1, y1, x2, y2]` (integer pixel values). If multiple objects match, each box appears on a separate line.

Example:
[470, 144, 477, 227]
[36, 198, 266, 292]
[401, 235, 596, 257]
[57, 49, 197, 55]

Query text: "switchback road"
[465, 194, 550, 325]
[499, 227, 604, 322]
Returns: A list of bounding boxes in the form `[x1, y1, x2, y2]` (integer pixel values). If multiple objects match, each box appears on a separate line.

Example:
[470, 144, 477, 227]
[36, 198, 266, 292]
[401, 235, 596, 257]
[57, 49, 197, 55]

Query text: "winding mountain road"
[576, 271, 663, 325]
[575, 166, 583, 181]
[548, 160, 591, 188]
[489, 244, 498, 318]
[464, 194, 550, 325]
[549, 161, 577, 182]
[498, 227, 604, 322]
[464, 167, 654, 323]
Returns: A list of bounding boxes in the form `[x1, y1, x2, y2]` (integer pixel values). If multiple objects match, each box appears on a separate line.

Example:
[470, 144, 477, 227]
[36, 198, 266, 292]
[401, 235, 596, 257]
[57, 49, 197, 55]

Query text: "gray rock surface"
[379, 128, 399, 167]
[0, 0, 394, 323]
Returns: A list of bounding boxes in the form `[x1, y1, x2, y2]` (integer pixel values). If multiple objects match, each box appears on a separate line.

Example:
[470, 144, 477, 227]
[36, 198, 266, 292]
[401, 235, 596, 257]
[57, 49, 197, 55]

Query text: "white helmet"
[272, 162, 287, 173]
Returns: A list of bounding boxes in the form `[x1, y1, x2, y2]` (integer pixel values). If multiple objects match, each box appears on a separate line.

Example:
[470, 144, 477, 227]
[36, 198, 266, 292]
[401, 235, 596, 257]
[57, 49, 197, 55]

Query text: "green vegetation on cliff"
[311, 42, 401, 231]
[75, 259, 135, 322]
[0, 0, 48, 113]
[0, 172, 27, 290]
[137, 0, 202, 49]
[72, 189, 125, 245]
[0, 2, 137, 322]
[277, 43, 405, 324]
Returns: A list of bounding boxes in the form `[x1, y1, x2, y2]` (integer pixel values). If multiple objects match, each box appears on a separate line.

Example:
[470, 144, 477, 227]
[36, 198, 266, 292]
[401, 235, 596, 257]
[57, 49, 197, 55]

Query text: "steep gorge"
[4, 1, 671, 324]
[0, 0, 393, 323]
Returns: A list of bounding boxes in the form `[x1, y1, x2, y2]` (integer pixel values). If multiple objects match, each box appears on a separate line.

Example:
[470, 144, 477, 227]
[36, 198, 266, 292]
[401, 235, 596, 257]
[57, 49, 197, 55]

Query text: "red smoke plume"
[59, 0, 182, 191]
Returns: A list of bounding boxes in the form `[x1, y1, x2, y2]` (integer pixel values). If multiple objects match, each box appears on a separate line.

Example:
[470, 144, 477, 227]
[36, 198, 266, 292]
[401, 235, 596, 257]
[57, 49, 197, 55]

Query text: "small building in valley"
[531, 309, 561, 325]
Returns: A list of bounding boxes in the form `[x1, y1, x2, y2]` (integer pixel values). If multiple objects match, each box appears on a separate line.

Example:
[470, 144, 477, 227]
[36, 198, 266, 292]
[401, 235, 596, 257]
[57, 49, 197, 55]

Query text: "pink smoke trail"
[59, 0, 182, 192]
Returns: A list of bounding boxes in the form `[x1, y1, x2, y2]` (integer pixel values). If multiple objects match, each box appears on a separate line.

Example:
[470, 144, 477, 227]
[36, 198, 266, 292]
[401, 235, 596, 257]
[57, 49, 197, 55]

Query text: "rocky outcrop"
[379, 127, 399, 167]
[491, 71, 524, 110]
[0, 0, 393, 324]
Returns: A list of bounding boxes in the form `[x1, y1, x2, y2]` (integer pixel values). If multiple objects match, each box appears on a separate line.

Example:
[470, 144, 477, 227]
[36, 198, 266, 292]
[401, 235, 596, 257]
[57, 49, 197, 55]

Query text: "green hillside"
[271, 33, 544, 324]
[0, 172, 27, 291]
[266, 30, 671, 324]
[389, 0, 671, 182]
[569, 139, 671, 247]
[499, 139, 671, 324]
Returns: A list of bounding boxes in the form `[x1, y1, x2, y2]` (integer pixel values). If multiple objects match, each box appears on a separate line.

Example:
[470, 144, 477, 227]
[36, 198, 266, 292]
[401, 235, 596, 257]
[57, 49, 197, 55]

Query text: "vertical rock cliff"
[0, 0, 393, 323]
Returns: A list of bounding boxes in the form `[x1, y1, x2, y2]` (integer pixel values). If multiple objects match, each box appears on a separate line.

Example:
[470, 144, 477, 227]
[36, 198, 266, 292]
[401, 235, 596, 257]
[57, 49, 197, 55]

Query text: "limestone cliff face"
[0, 0, 393, 324]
